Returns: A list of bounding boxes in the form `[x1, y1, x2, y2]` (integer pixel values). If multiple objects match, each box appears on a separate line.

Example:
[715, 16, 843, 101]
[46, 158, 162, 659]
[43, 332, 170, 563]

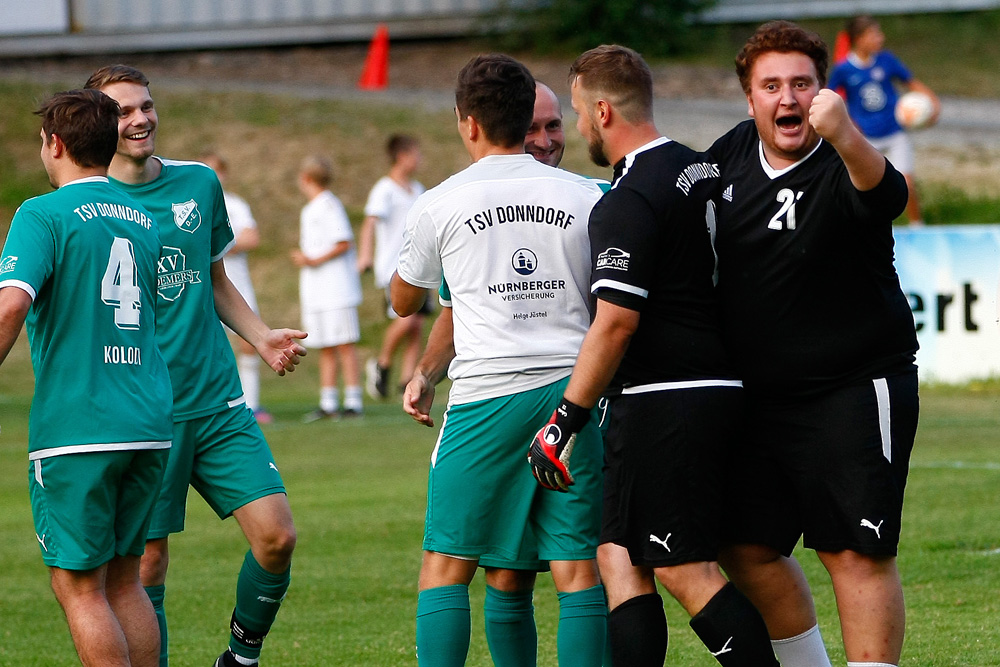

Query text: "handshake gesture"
[528, 398, 590, 492]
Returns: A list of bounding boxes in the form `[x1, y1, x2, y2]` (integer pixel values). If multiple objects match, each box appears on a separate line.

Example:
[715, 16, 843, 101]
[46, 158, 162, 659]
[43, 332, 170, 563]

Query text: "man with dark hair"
[709, 21, 918, 667]
[391, 54, 608, 666]
[527, 44, 779, 667]
[359, 134, 426, 399]
[85, 64, 307, 667]
[0, 89, 171, 667]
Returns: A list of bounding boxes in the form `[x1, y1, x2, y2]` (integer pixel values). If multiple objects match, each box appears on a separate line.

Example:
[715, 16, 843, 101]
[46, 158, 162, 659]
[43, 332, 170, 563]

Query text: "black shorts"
[601, 384, 745, 568]
[724, 371, 919, 557]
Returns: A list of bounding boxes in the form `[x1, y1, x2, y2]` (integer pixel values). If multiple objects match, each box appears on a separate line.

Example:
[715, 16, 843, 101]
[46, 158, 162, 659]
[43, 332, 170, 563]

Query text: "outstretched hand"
[257, 328, 308, 375]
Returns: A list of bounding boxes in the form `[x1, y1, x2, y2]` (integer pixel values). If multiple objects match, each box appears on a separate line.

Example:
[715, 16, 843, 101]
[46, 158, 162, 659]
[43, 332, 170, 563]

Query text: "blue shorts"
[149, 404, 286, 538]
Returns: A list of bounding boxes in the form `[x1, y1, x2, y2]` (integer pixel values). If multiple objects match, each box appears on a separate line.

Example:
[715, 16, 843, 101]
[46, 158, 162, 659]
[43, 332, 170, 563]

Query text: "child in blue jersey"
[828, 14, 940, 225]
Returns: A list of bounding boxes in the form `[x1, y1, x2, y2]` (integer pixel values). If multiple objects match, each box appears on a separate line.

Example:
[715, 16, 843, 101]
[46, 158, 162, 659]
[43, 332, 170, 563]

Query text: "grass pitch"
[1, 44, 1000, 663]
[2, 342, 1000, 665]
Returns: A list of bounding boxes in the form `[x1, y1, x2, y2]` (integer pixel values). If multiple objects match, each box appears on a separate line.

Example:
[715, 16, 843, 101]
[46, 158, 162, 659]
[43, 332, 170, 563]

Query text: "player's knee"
[719, 543, 782, 575]
[820, 549, 896, 581]
[140, 541, 170, 585]
[256, 525, 297, 569]
[484, 567, 536, 593]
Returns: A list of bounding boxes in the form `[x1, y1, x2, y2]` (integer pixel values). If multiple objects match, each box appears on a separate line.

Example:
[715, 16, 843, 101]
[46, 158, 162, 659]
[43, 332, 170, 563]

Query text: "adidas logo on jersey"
[722, 184, 734, 202]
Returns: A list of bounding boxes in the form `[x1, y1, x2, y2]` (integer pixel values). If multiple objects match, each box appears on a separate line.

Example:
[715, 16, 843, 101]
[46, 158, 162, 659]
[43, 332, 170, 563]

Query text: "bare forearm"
[414, 306, 455, 386]
[563, 301, 638, 408]
[211, 261, 269, 346]
[832, 129, 886, 191]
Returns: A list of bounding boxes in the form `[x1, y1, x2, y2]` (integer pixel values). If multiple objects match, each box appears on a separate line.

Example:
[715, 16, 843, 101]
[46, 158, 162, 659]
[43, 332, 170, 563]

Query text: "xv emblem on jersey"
[157, 246, 202, 301]
[0, 255, 17, 274]
[596, 247, 630, 271]
[171, 199, 202, 233]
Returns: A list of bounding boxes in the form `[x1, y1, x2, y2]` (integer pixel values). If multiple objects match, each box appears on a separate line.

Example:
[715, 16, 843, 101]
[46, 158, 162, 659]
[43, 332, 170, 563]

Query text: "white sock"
[771, 625, 832, 667]
[847, 663, 897, 667]
[320, 386, 338, 413]
[238, 353, 260, 411]
[231, 652, 258, 666]
[343, 385, 363, 411]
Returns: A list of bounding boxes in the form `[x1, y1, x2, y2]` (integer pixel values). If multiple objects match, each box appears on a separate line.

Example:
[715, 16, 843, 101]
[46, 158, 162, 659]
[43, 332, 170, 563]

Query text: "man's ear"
[47, 133, 66, 159]
[595, 100, 612, 128]
[464, 115, 480, 142]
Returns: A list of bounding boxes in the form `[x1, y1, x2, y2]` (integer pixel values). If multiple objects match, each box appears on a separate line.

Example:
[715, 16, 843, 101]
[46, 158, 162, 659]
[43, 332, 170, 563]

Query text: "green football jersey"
[0, 176, 172, 458]
[111, 158, 243, 420]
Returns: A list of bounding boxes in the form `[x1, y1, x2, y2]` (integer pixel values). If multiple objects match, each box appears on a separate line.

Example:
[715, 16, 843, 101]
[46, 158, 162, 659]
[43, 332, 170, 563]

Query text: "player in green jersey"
[0, 89, 172, 667]
[85, 65, 307, 667]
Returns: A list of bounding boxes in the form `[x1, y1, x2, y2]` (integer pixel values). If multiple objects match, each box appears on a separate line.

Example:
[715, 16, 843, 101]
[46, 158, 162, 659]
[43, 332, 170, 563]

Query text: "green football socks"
[228, 550, 291, 662]
[483, 585, 537, 666]
[416, 584, 471, 667]
[144, 584, 168, 667]
[557, 585, 608, 667]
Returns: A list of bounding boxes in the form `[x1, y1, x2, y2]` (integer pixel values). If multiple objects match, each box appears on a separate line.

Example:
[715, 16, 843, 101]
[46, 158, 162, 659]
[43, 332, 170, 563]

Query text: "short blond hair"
[300, 155, 333, 187]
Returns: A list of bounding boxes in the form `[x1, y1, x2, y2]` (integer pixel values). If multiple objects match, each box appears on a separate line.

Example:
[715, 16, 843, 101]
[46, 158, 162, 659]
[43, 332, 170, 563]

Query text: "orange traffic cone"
[833, 30, 850, 65]
[358, 24, 389, 90]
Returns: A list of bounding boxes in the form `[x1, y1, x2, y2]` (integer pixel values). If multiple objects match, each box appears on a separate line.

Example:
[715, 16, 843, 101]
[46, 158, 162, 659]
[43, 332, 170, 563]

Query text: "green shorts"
[29, 448, 168, 570]
[425, 378, 602, 563]
[149, 404, 286, 538]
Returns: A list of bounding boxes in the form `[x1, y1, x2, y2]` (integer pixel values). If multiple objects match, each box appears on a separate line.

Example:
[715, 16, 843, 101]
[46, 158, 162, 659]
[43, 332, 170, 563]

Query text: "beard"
[587, 123, 610, 167]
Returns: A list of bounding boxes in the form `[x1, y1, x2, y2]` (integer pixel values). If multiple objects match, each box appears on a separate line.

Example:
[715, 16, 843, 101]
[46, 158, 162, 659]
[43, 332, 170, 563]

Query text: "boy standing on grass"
[292, 155, 364, 420]
[0, 88, 171, 667]
[358, 134, 427, 400]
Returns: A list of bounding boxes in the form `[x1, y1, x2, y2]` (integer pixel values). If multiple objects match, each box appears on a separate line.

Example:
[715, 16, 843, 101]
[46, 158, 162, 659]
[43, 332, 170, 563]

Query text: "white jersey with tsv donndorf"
[397, 153, 604, 404]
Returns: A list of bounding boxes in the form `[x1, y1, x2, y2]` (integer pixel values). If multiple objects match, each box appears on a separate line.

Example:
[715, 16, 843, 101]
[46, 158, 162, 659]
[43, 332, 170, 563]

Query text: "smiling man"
[523, 82, 565, 167]
[706, 21, 918, 667]
[85, 65, 307, 667]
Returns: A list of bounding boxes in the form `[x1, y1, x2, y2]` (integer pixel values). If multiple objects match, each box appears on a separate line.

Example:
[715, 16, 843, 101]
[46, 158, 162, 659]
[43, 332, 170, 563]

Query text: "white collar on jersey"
[757, 138, 824, 180]
[846, 51, 876, 69]
[61, 175, 110, 188]
[615, 136, 672, 188]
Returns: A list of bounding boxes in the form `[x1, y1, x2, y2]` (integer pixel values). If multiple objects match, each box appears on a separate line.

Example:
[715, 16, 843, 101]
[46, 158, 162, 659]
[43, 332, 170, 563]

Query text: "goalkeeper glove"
[528, 398, 590, 492]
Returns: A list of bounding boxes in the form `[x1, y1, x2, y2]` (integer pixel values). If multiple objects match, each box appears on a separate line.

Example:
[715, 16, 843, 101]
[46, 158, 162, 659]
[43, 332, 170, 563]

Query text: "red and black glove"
[528, 398, 590, 492]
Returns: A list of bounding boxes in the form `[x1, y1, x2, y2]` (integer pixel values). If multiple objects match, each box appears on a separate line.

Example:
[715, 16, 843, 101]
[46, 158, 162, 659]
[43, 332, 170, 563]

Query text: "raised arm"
[809, 88, 886, 191]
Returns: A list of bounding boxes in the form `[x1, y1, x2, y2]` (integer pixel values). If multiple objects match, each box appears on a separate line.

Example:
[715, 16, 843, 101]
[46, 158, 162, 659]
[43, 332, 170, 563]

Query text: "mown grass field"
[2, 342, 1000, 665]
[1, 25, 1000, 663]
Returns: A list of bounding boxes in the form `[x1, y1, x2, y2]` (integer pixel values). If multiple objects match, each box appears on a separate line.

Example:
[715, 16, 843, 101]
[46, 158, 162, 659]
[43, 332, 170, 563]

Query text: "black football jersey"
[589, 138, 736, 390]
[707, 120, 918, 395]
